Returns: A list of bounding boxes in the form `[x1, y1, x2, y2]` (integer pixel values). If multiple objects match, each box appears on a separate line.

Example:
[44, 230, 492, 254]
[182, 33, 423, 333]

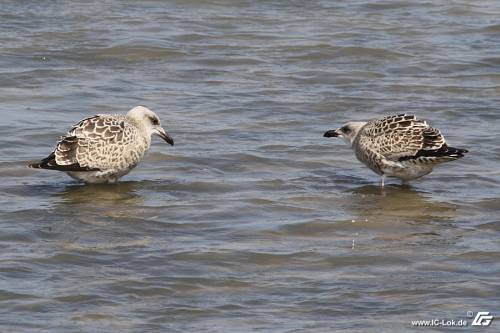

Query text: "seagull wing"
[357, 114, 463, 163]
[30, 115, 132, 171]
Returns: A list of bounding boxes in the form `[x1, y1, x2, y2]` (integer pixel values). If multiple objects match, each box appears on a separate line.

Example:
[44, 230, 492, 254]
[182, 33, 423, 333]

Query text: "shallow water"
[1, 1, 500, 332]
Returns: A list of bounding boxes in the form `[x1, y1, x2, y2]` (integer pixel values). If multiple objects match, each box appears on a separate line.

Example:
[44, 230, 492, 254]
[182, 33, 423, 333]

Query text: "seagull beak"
[323, 129, 339, 138]
[156, 128, 174, 146]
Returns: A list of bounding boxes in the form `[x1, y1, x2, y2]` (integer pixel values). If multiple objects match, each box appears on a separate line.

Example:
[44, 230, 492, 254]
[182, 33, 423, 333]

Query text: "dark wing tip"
[28, 162, 41, 168]
[447, 147, 468, 157]
[28, 152, 101, 172]
[399, 145, 468, 162]
[29, 152, 57, 169]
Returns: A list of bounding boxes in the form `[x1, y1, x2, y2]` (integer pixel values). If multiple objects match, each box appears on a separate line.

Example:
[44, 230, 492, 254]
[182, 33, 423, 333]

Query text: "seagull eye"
[341, 126, 351, 134]
[150, 117, 159, 126]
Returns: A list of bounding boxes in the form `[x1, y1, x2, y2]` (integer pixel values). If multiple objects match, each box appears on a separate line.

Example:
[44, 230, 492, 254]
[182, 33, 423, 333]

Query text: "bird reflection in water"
[348, 184, 457, 223]
[54, 181, 147, 226]
[345, 184, 459, 249]
[47, 181, 152, 252]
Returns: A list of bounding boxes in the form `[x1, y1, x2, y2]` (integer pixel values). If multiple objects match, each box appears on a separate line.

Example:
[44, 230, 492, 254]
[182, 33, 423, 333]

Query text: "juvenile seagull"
[323, 114, 467, 186]
[29, 106, 174, 183]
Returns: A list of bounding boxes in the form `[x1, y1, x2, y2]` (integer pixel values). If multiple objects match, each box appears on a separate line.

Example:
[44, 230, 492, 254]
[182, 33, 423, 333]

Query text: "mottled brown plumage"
[29, 106, 174, 183]
[324, 114, 468, 186]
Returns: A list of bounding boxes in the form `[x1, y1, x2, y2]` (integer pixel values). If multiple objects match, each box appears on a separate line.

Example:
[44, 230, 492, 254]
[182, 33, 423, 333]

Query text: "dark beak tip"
[323, 130, 338, 138]
[159, 132, 174, 146]
[165, 137, 174, 146]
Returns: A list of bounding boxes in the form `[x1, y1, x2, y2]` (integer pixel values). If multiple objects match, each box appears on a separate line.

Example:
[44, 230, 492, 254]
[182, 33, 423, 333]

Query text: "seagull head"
[127, 106, 174, 146]
[324, 121, 366, 145]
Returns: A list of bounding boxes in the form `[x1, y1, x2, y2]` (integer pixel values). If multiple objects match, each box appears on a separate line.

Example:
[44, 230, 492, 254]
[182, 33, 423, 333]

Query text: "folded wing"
[357, 114, 466, 163]
[29, 115, 130, 171]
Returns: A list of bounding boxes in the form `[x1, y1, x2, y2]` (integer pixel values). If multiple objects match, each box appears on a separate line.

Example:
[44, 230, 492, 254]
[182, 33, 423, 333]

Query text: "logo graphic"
[471, 312, 494, 327]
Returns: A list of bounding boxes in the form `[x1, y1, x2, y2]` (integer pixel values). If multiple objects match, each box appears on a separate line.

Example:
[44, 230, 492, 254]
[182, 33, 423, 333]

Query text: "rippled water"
[1, 1, 500, 332]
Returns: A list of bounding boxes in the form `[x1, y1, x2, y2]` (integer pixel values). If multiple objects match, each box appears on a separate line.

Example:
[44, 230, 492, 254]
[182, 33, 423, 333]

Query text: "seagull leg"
[380, 175, 385, 188]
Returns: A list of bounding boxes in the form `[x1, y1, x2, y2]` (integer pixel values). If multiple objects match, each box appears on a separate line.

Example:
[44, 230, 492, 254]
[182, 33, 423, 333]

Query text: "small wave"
[333, 46, 411, 59]
[60, 237, 151, 251]
[285, 45, 410, 62]
[480, 57, 500, 66]
[67, 44, 187, 63]
[477, 23, 500, 33]
[274, 219, 340, 237]
[194, 57, 265, 67]
[0, 290, 38, 301]
[452, 251, 500, 261]
[362, 1, 436, 10]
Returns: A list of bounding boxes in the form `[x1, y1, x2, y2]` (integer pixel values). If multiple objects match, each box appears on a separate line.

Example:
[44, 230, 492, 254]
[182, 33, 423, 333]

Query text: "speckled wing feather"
[31, 115, 145, 171]
[359, 114, 446, 161]
[352, 114, 461, 174]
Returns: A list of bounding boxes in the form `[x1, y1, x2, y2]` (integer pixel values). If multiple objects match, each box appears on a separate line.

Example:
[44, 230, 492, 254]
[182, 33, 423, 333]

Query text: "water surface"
[1, 1, 500, 332]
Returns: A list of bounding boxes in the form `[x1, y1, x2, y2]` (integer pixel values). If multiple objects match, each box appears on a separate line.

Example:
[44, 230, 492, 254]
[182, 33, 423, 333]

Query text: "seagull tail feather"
[28, 152, 100, 172]
[446, 146, 468, 159]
